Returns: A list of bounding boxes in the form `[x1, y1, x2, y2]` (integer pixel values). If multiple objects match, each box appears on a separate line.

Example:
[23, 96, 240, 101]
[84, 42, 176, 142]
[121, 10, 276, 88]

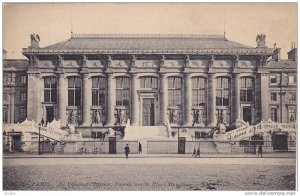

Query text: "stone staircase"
[3, 119, 82, 141]
[213, 120, 296, 153]
[123, 125, 172, 153]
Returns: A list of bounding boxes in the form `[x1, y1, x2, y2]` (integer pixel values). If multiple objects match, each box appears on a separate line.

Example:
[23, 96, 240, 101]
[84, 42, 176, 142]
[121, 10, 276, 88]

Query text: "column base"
[81, 123, 91, 127]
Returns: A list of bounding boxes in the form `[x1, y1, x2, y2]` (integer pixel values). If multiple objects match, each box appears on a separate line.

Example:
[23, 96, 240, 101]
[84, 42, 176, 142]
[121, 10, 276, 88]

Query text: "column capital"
[207, 72, 215, 78]
[159, 73, 168, 78]
[82, 73, 90, 79]
[58, 73, 66, 79]
[232, 73, 240, 78]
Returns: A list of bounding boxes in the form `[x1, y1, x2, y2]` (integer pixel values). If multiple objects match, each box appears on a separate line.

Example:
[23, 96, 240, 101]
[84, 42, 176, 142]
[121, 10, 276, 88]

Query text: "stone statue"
[256, 34, 266, 48]
[96, 110, 101, 123]
[30, 33, 40, 48]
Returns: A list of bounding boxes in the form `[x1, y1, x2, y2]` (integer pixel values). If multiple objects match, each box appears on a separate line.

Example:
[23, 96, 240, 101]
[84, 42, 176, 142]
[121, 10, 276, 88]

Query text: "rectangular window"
[92, 77, 106, 106]
[140, 77, 158, 89]
[270, 108, 278, 122]
[44, 77, 57, 103]
[240, 77, 254, 103]
[21, 75, 27, 84]
[19, 107, 27, 122]
[270, 93, 277, 101]
[270, 75, 277, 84]
[288, 75, 296, 84]
[192, 77, 206, 106]
[68, 77, 82, 106]
[168, 77, 182, 106]
[3, 107, 8, 123]
[216, 77, 230, 106]
[20, 93, 27, 102]
[116, 77, 130, 106]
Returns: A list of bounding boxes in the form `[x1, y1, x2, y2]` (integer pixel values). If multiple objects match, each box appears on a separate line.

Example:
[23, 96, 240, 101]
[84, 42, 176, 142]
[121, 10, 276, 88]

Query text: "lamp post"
[38, 123, 41, 155]
[253, 127, 256, 155]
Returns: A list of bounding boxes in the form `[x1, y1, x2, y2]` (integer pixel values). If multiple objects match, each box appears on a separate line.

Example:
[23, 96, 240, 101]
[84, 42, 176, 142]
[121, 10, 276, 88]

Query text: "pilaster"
[106, 73, 116, 126]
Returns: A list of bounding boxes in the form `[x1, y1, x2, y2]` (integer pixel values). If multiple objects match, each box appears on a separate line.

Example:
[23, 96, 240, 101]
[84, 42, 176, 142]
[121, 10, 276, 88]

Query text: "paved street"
[3, 156, 296, 191]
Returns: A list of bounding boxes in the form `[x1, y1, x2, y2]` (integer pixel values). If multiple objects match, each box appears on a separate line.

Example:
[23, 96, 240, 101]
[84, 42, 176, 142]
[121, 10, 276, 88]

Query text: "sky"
[3, 3, 297, 59]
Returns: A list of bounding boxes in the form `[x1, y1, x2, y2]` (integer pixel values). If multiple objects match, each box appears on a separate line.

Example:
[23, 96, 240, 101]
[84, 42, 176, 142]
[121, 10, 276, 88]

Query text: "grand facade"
[20, 33, 296, 137]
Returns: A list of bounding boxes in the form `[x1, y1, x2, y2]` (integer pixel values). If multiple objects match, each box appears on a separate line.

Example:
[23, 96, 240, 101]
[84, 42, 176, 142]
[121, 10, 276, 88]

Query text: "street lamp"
[38, 123, 41, 155]
[253, 127, 256, 154]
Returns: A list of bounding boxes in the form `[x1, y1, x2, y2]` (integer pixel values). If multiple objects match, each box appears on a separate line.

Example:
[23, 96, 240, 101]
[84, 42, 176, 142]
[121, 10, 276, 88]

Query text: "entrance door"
[10, 134, 22, 152]
[243, 107, 252, 124]
[273, 134, 288, 151]
[178, 137, 186, 154]
[142, 98, 155, 126]
[109, 137, 116, 154]
[46, 107, 54, 125]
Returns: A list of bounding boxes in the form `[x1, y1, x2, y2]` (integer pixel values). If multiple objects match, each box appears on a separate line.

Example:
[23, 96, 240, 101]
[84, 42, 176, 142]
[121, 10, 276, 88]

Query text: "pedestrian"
[124, 144, 130, 159]
[41, 118, 45, 127]
[138, 142, 142, 154]
[51, 142, 55, 154]
[257, 144, 263, 157]
[196, 148, 200, 158]
[192, 148, 196, 157]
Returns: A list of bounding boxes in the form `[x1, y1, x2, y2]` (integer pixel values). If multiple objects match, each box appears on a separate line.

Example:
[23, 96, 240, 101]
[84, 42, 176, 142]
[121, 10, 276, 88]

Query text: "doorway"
[142, 98, 155, 126]
[46, 107, 54, 125]
[10, 133, 22, 152]
[109, 137, 116, 154]
[178, 137, 186, 154]
[243, 107, 252, 124]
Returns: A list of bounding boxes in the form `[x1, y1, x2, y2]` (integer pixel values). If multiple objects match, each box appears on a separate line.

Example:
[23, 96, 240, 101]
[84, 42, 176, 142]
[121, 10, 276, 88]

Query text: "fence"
[147, 140, 296, 154]
[3, 140, 139, 155]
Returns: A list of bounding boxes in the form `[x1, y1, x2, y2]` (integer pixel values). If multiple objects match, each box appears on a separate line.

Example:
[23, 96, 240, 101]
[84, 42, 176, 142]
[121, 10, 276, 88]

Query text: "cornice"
[22, 48, 274, 55]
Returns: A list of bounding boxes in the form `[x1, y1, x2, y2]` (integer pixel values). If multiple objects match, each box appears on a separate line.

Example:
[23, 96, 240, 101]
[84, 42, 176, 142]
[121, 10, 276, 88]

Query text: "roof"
[42, 34, 253, 50]
[23, 34, 274, 55]
[267, 59, 297, 69]
[3, 59, 29, 70]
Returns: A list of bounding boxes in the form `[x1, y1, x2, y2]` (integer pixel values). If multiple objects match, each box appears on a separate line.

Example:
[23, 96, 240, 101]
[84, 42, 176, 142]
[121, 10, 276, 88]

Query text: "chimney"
[272, 48, 281, 61]
[287, 42, 297, 62]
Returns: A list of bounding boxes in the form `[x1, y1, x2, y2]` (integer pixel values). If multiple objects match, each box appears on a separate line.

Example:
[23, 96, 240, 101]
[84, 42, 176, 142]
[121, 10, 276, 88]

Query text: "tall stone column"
[233, 73, 241, 122]
[82, 74, 92, 126]
[106, 73, 116, 126]
[184, 73, 192, 126]
[27, 72, 40, 122]
[160, 73, 168, 125]
[131, 73, 139, 125]
[260, 72, 270, 121]
[208, 73, 216, 126]
[10, 92, 15, 123]
[58, 74, 68, 126]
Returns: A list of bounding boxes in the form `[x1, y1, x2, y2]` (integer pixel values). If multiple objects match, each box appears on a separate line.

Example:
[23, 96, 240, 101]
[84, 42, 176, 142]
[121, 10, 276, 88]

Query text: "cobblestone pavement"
[3, 157, 296, 191]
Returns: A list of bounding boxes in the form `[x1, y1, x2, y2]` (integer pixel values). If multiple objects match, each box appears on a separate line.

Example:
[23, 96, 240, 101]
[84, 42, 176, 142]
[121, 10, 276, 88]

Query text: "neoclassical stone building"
[23, 33, 294, 137]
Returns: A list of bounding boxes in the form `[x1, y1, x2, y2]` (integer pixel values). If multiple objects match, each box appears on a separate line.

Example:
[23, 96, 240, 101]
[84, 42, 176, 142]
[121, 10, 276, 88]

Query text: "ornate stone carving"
[90, 108, 105, 125]
[256, 34, 266, 48]
[66, 108, 81, 126]
[192, 109, 205, 126]
[114, 108, 128, 125]
[30, 33, 40, 48]
[167, 108, 182, 125]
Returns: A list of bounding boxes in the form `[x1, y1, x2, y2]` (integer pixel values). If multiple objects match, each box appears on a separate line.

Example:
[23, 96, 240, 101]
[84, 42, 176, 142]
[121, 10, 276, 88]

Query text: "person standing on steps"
[138, 142, 142, 154]
[124, 144, 130, 159]
[196, 148, 200, 158]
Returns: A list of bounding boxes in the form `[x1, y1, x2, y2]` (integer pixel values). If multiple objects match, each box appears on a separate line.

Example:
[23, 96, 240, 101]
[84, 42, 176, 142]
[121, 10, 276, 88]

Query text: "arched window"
[240, 77, 254, 102]
[140, 77, 158, 89]
[168, 77, 182, 106]
[192, 77, 206, 106]
[116, 77, 130, 106]
[92, 77, 106, 106]
[68, 77, 82, 106]
[216, 77, 230, 106]
[44, 77, 57, 103]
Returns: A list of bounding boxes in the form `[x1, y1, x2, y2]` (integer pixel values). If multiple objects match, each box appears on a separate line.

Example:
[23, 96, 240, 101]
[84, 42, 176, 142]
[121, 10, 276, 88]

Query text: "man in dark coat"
[124, 144, 130, 159]
[257, 145, 263, 157]
[138, 142, 142, 154]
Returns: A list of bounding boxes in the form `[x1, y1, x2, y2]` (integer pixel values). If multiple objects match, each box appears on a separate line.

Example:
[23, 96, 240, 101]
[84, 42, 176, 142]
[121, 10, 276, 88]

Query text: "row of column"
[54, 72, 260, 127]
